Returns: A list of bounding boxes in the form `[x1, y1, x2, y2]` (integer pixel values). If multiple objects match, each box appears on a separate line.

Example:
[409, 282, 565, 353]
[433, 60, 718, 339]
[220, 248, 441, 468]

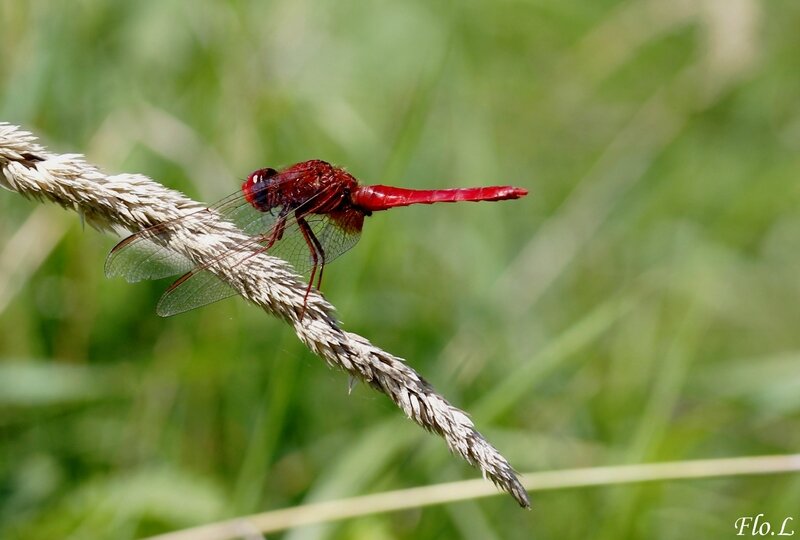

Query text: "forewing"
[104, 189, 277, 283]
[105, 234, 195, 282]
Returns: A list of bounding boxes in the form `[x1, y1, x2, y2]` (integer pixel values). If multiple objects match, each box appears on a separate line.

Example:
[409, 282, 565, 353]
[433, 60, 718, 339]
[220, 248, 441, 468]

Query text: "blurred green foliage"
[2, 0, 800, 538]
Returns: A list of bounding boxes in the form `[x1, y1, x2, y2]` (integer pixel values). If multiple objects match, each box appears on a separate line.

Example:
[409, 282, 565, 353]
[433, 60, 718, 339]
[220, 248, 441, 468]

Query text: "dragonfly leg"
[296, 214, 323, 318]
[306, 224, 326, 290]
[264, 215, 287, 250]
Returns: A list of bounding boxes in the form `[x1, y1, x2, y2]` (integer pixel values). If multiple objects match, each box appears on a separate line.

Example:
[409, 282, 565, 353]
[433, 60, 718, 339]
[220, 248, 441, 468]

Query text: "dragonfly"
[105, 159, 528, 317]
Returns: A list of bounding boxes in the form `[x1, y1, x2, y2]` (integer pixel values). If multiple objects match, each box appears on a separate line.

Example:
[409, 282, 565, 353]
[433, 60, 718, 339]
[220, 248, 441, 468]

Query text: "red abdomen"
[350, 185, 528, 212]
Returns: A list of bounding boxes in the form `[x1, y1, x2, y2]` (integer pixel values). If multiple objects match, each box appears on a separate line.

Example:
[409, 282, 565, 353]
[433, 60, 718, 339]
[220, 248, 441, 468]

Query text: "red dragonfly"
[106, 160, 527, 317]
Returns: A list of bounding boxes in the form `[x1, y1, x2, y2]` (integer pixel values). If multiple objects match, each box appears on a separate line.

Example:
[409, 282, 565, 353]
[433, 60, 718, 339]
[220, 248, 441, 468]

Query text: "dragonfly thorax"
[242, 160, 358, 216]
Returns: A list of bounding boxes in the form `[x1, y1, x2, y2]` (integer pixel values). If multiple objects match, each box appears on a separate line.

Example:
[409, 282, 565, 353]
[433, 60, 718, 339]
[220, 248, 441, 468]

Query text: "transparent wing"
[156, 270, 238, 317]
[105, 189, 279, 283]
[104, 233, 196, 282]
[268, 211, 364, 272]
[154, 210, 364, 316]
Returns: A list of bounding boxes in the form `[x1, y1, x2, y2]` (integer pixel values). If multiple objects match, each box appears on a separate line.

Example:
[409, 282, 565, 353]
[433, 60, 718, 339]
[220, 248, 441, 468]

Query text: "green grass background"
[2, 0, 800, 538]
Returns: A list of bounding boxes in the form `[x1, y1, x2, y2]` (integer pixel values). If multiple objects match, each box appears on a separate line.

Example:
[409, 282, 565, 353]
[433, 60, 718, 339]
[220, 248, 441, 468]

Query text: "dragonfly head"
[242, 168, 279, 209]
